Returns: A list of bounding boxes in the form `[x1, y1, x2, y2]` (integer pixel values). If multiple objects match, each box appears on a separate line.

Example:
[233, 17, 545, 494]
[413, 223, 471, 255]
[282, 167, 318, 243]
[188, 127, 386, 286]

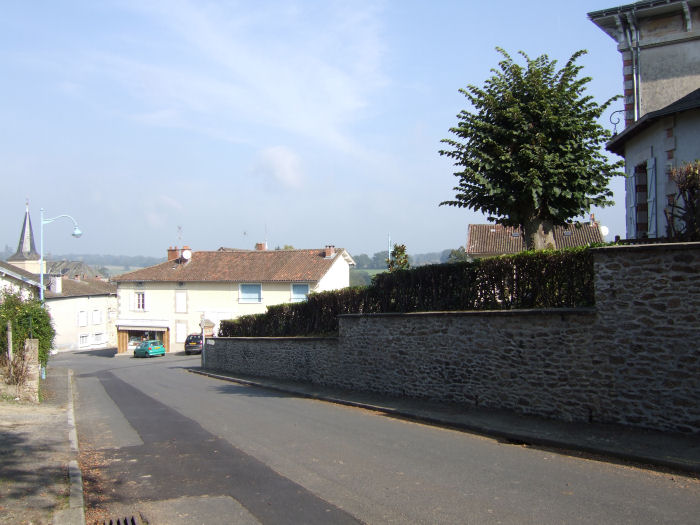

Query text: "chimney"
[324, 245, 336, 258]
[255, 242, 267, 251]
[168, 246, 179, 261]
[49, 275, 62, 294]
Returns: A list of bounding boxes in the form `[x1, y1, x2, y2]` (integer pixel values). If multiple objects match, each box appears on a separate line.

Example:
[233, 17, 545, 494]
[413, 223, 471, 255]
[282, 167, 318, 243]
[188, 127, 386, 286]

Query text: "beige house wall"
[116, 281, 324, 353]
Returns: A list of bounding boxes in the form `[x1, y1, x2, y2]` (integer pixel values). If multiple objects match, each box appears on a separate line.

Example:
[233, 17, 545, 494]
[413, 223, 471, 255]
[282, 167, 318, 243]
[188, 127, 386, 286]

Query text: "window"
[78, 311, 88, 327]
[92, 310, 102, 324]
[176, 322, 187, 343]
[94, 333, 104, 344]
[239, 284, 262, 303]
[291, 283, 309, 303]
[175, 291, 187, 313]
[79, 334, 89, 346]
[135, 292, 146, 311]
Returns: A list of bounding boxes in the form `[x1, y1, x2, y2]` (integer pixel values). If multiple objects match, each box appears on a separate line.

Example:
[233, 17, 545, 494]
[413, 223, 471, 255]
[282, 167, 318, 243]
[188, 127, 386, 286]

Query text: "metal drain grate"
[98, 515, 145, 525]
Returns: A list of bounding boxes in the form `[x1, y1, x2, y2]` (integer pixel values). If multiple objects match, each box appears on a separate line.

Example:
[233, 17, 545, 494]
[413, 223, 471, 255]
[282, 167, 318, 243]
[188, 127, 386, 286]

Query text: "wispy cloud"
[84, 0, 387, 152]
[252, 146, 304, 190]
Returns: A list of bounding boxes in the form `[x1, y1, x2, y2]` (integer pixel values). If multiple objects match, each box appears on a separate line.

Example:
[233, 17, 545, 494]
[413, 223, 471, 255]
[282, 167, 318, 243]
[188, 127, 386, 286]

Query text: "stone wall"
[0, 339, 40, 402]
[204, 243, 700, 434]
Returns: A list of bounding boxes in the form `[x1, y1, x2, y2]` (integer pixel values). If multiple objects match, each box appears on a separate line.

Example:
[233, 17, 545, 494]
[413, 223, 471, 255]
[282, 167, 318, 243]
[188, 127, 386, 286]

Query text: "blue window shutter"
[291, 283, 309, 302]
[240, 284, 262, 303]
[647, 158, 657, 237]
[626, 172, 636, 238]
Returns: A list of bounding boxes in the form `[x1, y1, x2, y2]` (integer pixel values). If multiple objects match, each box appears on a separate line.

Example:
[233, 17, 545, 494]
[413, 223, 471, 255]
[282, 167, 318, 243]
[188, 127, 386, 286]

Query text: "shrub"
[219, 248, 594, 337]
[0, 292, 55, 367]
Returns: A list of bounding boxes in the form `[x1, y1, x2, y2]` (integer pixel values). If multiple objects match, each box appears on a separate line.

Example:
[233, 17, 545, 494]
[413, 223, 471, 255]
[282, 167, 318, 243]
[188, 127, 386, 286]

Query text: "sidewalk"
[191, 368, 700, 476]
[0, 366, 85, 525]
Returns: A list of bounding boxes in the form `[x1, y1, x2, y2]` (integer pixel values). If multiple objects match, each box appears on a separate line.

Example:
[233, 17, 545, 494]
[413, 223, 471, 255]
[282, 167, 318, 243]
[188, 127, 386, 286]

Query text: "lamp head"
[72, 226, 82, 238]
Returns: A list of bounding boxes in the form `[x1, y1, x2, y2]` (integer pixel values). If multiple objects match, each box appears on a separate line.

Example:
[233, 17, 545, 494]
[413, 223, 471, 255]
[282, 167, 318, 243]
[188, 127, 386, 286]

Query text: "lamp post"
[39, 208, 82, 302]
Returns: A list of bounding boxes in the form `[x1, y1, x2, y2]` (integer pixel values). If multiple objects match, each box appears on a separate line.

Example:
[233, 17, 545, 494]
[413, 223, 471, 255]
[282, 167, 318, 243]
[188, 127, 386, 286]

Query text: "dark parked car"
[185, 333, 202, 355]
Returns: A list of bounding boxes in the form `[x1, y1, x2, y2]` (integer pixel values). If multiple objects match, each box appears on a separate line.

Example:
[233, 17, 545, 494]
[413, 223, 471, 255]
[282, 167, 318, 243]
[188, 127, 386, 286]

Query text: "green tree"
[386, 244, 410, 272]
[349, 269, 372, 287]
[352, 253, 372, 269]
[446, 248, 471, 263]
[372, 251, 389, 269]
[440, 48, 622, 250]
[0, 292, 55, 367]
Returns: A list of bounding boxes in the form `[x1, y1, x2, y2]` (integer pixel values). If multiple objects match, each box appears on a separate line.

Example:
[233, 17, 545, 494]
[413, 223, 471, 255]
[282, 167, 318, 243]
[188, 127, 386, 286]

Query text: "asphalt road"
[54, 350, 700, 524]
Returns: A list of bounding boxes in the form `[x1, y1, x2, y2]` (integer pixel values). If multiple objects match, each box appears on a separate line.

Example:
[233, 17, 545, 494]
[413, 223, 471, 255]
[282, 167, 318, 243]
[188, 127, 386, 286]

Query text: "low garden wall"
[204, 243, 700, 434]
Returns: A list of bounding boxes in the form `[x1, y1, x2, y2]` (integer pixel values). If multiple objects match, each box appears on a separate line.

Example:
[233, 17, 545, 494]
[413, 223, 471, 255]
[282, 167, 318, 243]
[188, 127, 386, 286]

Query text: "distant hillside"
[0, 248, 164, 278]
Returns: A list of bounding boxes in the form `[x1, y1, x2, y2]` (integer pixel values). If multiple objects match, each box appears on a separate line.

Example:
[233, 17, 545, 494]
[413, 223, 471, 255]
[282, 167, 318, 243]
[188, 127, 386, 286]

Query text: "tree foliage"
[0, 292, 55, 367]
[440, 48, 623, 250]
[386, 244, 410, 272]
[665, 160, 700, 241]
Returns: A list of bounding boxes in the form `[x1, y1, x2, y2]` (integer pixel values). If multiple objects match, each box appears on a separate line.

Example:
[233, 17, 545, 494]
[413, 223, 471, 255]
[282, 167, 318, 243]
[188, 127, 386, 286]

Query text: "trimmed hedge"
[219, 248, 594, 337]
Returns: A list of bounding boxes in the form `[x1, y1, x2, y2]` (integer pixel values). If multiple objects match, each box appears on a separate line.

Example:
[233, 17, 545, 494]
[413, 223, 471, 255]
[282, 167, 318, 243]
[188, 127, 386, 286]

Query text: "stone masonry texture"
[204, 243, 700, 434]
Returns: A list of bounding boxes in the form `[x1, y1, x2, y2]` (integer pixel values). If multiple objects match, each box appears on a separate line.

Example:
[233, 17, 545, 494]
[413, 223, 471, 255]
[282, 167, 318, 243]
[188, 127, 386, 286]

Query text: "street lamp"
[39, 208, 82, 302]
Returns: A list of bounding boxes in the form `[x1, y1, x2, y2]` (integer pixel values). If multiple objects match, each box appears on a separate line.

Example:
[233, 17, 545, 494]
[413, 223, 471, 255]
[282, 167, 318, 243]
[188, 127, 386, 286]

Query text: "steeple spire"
[7, 203, 42, 275]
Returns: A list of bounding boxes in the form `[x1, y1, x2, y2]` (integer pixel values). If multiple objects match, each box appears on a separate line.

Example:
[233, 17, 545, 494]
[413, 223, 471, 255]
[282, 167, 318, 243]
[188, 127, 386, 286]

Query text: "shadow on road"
[73, 348, 118, 358]
[209, 382, 293, 399]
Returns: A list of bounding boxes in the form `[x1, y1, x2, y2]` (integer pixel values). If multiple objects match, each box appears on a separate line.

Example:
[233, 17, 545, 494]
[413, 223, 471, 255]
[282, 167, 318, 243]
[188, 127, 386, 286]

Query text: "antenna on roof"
[177, 225, 183, 245]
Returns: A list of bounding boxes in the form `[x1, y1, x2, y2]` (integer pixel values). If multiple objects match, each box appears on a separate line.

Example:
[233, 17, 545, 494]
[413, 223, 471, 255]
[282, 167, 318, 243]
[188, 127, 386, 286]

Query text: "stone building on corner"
[589, 0, 700, 239]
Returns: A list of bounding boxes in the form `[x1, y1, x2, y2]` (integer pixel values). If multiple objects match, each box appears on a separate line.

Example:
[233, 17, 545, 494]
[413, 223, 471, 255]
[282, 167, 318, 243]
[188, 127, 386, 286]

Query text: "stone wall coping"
[211, 336, 338, 342]
[591, 241, 700, 255]
[340, 307, 596, 319]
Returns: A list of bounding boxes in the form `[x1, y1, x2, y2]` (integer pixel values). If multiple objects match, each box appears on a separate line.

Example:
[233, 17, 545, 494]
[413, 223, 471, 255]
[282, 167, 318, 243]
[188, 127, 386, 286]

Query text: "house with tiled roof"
[5, 204, 117, 352]
[111, 244, 355, 354]
[0, 260, 41, 300]
[466, 222, 604, 258]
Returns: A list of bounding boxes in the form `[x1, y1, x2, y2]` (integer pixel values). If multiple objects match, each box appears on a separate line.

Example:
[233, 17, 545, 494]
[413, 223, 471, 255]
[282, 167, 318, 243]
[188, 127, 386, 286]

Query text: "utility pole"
[6, 321, 12, 376]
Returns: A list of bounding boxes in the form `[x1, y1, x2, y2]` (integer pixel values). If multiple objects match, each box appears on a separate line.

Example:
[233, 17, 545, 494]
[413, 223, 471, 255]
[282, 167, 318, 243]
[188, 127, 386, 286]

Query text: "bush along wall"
[219, 247, 594, 337]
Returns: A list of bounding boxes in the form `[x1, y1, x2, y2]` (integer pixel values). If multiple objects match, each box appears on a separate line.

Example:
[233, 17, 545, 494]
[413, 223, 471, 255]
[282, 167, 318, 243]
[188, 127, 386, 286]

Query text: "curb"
[65, 369, 86, 525]
[190, 369, 700, 476]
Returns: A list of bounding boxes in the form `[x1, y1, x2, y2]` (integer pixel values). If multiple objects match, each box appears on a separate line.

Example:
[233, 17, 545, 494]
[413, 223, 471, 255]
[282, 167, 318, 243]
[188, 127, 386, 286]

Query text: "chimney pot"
[168, 246, 180, 261]
[324, 245, 336, 258]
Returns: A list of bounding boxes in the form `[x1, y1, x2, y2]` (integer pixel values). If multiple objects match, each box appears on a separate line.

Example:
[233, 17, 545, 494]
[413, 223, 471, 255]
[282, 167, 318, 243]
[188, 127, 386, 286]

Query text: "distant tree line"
[351, 248, 469, 269]
[350, 248, 470, 287]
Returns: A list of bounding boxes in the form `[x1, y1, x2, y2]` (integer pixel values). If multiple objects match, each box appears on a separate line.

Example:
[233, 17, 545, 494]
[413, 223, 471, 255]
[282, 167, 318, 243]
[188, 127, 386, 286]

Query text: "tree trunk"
[523, 219, 556, 250]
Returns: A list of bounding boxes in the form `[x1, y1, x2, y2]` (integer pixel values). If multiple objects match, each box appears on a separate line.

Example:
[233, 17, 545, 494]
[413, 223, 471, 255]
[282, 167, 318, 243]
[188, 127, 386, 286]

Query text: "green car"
[133, 339, 166, 358]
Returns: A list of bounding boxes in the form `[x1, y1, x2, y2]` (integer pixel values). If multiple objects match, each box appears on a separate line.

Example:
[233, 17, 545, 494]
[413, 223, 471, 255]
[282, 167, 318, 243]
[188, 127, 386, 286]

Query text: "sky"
[1, 1, 626, 258]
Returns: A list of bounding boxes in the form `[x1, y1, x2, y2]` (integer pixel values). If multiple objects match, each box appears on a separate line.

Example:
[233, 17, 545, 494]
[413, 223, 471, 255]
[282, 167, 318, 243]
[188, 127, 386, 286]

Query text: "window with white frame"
[78, 311, 88, 327]
[79, 334, 89, 346]
[135, 291, 146, 311]
[92, 309, 102, 324]
[291, 283, 309, 302]
[239, 283, 262, 303]
[175, 291, 187, 313]
[94, 332, 104, 344]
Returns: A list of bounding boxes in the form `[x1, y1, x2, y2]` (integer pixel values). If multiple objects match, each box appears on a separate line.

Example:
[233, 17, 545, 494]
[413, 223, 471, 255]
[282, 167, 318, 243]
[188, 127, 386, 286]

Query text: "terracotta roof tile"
[112, 249, 350, 283]
[467, 223, 603, 257]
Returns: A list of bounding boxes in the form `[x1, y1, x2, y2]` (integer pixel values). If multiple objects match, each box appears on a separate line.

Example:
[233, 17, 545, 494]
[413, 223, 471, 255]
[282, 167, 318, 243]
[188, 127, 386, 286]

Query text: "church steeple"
[7, 202, 42, 275]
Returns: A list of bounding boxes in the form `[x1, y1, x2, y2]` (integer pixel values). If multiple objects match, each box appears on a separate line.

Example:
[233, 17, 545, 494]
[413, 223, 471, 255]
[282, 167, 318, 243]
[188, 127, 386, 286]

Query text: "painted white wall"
[316, 253, 352, 291]
[45, 294, 117, 352]
[0, 274, 37, 300]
